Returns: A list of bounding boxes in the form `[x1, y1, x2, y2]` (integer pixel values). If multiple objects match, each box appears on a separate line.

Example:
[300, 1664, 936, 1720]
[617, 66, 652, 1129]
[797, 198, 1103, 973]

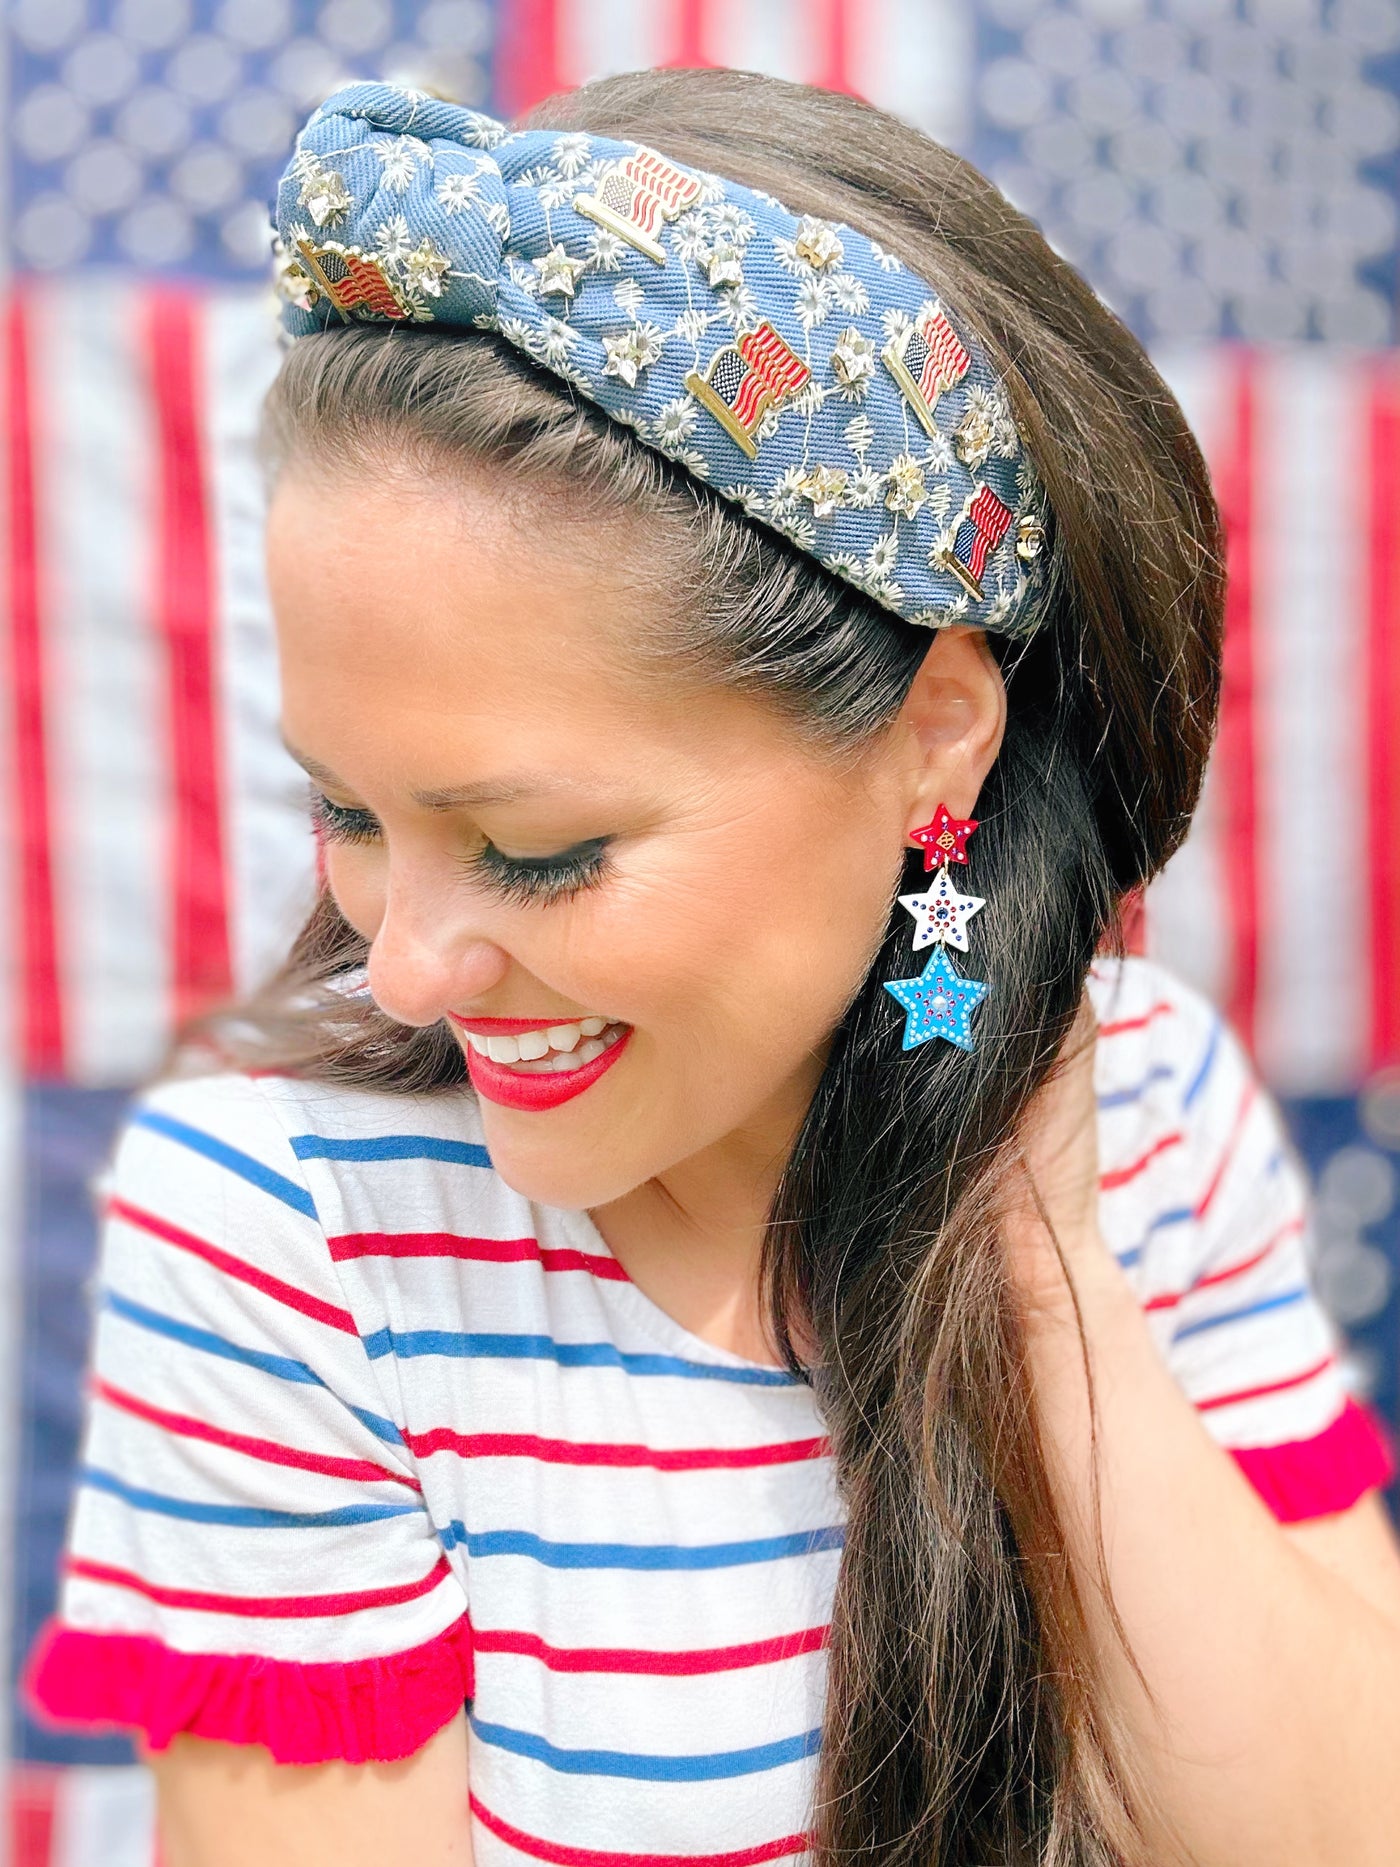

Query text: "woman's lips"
[464, 1025, 632, 1111]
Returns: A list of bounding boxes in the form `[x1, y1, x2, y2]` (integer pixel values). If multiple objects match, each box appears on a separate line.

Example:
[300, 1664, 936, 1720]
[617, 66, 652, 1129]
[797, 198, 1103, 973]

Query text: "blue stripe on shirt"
[1182, 1018, 1221, 1110]
[289, 1133, 492, 1168]
[100, 1289, 405, 1445]
[132, 1109, 317, 1219]
[81, 1466, 418, 1529]
[442, 1523, 845, 1570]
[359, 1327, 800, 1386]
[1172, 1286, 1308, 1342]
[1097, 1062, 1175, 1110]
[468, 1713, 822, 1781]
[1114, 1204, 1194, 1271]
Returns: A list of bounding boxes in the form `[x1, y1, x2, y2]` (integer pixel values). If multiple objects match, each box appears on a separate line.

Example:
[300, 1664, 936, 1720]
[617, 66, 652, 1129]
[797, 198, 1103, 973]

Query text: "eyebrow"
[282, 740, 581, 811]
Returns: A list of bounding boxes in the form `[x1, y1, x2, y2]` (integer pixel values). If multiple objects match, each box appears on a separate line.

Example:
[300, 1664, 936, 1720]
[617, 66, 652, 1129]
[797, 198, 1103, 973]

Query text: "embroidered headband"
[273, 81, 1051, 637]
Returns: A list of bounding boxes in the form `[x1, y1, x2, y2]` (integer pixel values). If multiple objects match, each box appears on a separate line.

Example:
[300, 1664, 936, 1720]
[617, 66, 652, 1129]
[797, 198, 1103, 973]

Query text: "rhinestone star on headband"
[273, 82, 1051, 637]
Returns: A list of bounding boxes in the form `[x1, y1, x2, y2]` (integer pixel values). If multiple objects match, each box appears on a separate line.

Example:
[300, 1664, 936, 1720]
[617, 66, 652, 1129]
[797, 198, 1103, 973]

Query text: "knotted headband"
[273, 82, 1050, 637]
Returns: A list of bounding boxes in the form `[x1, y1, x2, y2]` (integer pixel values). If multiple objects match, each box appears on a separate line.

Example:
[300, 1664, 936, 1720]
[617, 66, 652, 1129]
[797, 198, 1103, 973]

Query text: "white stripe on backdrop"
[552, 0, 974, 143]
[48, 1767, 155, 1867]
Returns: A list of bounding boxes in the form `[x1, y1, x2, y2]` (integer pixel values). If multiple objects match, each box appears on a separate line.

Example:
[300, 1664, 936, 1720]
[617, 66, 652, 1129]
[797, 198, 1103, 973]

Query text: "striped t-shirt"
[29, 956, 1393, 1866]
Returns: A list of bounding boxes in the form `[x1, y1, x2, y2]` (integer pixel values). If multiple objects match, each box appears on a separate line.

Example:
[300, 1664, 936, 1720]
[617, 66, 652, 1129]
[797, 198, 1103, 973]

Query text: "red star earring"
[909, 802, 978, 871]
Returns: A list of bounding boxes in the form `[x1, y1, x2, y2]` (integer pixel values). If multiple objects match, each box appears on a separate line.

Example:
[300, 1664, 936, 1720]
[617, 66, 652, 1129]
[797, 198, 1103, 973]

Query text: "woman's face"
[267, 466, 1001, 1210]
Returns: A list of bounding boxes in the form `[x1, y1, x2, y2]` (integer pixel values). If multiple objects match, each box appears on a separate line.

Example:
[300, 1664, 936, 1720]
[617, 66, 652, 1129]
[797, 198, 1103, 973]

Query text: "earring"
[883, 803, 991, 1053]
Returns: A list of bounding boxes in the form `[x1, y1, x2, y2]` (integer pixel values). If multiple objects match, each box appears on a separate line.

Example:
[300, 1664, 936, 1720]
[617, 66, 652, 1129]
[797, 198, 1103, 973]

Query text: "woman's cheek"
[323, 846, 387, 945]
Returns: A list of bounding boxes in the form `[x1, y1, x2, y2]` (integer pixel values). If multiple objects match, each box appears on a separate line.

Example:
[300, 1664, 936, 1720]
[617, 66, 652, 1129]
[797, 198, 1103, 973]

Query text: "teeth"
[462, 1016, 625, 1071]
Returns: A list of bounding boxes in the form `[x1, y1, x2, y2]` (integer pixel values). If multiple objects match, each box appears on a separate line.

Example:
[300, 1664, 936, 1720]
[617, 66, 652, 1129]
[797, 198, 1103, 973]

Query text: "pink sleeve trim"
[1228, 1398, 1396, 1524]
[23, 1612, 474, 1765]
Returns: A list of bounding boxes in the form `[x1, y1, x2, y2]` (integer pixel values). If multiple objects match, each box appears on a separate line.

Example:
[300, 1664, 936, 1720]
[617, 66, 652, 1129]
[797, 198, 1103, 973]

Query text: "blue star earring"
[884, 804, 991, 1054]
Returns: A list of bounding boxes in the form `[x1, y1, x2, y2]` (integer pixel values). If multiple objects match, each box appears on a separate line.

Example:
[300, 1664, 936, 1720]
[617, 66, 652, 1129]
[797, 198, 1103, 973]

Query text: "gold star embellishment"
[298, 162, 352, 229]
[533, 243, 589, 298]
[405, 236, 451, 298]
[796, 465, 849, 517]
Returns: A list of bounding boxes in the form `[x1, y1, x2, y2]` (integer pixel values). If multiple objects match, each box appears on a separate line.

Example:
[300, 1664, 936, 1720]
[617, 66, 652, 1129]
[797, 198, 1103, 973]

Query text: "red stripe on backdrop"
[806, 0, 852, 93]
[4, 291, 66, 1076]
[1366, 354, 1400, 1070]
[1214, 348, 1261, 1057]
[496, 0, 564, 114]
[143, 290, 231, 1025]
[672, 0, 706, 65]
[8, 1766, 58, 1867]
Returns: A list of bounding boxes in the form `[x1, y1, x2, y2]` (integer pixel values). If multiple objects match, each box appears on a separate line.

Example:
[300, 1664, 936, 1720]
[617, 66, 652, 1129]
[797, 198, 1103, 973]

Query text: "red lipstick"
[463, 1026, 632, 1111]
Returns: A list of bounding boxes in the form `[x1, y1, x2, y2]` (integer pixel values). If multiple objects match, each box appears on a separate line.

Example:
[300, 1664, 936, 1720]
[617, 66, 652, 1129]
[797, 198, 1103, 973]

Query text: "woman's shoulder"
[111, 1067, 523, 1248]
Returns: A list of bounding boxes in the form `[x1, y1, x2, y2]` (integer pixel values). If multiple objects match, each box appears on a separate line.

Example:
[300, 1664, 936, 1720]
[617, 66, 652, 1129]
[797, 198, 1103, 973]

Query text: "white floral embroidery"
[675, 306, 713, 346]
[374, 214, 413, 264]
[909, 607, 949, 629]
[844, 413, 876, 456]
[653, 396, 699, 446]
[847, 465, 885, 508]
[773, 509, 818, 551]
[613, 276, 646, 316]
[867, 534, 900, 581]
[460, 115, 506, 149]
[928, 483, 953, 525]
[729, 484, 766, 517]
[601, 322, 665, 387]
[481, 201, 511, 240]
[537, 176, 577, 211]
[986, 589, 1015, 629]
[923, 429, 954, 476]
[376, 136, 429, 191]
[535, 316, 581, 367]
[672, 447, 711, 480]
[767, 464, 811, 518]
[881, 306, 913, 342]
[715, 282, 759, 330]
[585, 226, 627, 271]
[552, 132, 592, 178]
[498, 315, 535, 351]
[825, 551, 865, 579]
[436, 171, 483, 213]
[504, 254, 540, 297]
[788, 379, 827, 420]
[869, 239, 903, 271]
[944, 591, 972, 622]
[794, 275, 833, 328]
[829, 272, 870, 315]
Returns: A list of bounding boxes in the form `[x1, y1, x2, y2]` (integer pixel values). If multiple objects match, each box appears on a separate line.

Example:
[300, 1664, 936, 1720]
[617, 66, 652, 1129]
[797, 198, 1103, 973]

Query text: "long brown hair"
[222, 65, 1224, 1863]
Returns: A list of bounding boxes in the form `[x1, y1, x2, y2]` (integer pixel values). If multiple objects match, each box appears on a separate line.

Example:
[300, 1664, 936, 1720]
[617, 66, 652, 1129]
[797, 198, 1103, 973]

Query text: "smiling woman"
[25, 61, 1400, 1867]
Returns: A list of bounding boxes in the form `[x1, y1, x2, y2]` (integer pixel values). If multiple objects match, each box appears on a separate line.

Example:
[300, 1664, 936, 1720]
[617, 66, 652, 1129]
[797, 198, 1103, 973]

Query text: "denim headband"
[273, 82, 1051, 637]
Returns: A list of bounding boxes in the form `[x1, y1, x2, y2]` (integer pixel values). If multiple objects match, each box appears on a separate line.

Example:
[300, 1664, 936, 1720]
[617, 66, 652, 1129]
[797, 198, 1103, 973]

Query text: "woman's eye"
[309, 791, 381, 845]
[467, 837, 613, 906]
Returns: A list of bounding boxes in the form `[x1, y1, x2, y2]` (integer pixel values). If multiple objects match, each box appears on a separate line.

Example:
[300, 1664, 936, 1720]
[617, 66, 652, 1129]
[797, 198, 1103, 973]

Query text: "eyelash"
[308, 792, 612, 906]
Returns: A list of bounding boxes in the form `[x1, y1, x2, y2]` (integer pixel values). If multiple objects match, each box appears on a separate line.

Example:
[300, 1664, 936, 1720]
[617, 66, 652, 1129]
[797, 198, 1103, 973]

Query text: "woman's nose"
[365, 879, 510, 1028]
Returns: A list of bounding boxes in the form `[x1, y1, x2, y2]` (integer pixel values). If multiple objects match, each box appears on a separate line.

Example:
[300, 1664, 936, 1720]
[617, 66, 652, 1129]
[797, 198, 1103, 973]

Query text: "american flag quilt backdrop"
[3, 2, 1400, 1859]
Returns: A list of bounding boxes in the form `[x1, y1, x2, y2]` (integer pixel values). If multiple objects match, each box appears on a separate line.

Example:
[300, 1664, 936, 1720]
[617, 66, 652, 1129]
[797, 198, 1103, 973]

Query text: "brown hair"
[227, 65, 1223, 1863]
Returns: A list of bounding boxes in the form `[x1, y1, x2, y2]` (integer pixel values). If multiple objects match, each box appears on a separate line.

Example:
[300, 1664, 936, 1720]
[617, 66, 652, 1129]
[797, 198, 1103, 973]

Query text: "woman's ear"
[896, 625, 1006, 833]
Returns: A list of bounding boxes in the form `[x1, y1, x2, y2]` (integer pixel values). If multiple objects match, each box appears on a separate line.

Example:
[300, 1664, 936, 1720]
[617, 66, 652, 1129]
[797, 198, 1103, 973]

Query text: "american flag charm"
[573, 150, 705, 264]
[684, 323, 812, 459]
[295, 239, 410, 322]
[937, 485, 1014, 600]
[881, 303, 971, 439]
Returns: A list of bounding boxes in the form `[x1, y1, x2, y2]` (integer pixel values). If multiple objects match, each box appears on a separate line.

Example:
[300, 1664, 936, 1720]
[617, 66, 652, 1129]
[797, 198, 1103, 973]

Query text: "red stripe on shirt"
[1143, 1216, 1304, 1314]
[327, 1232, 628, 1281]
[471, 1622, 827, 1676]
[143, 288, 231, 1025]
[1194, 1355, 1334, 1415]
[1193, 1077, 1259, 1220]
[1366, 354, 1400, 1069]
[469, 1796, 807, 1867]
[1214, 348, 1261, 1054]
[1099, 1129, 1183, 1190]
[90, 1377, 419, 1489]
[107, 1196, 358, 1334]
[405, 1429, 828, 1471]
[1097, 1000, 1173, 1038]
[8, 1765, 59, 1867]
[64, 1553, 451, 1619]
[4, 289, 65, 1077]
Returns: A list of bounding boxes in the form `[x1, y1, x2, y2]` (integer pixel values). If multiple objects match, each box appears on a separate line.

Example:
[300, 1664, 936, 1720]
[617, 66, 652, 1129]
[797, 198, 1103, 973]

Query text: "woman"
[28, 64, 1400, 1867]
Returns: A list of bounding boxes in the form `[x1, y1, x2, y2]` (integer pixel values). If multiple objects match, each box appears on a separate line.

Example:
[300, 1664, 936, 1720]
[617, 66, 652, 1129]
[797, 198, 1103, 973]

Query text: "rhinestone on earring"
[884, 804, 991, 1053]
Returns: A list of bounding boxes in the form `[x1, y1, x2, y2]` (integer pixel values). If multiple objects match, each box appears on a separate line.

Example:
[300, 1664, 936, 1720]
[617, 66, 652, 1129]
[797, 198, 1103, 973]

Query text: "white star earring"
[897, 863, 985, 953]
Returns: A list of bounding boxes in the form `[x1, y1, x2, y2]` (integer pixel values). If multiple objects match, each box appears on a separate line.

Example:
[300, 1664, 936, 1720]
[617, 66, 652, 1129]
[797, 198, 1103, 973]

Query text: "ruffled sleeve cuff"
[1228, 1398, 1396, 1525]
[23, 1613, 474, 1766]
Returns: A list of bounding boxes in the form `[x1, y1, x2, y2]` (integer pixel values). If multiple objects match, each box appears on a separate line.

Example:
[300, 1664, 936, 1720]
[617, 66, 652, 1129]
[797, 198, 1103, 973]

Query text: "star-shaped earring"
[898, 865, 985, 953]
[909, 803, 978, 871]
[884, 947, 991, 1053]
